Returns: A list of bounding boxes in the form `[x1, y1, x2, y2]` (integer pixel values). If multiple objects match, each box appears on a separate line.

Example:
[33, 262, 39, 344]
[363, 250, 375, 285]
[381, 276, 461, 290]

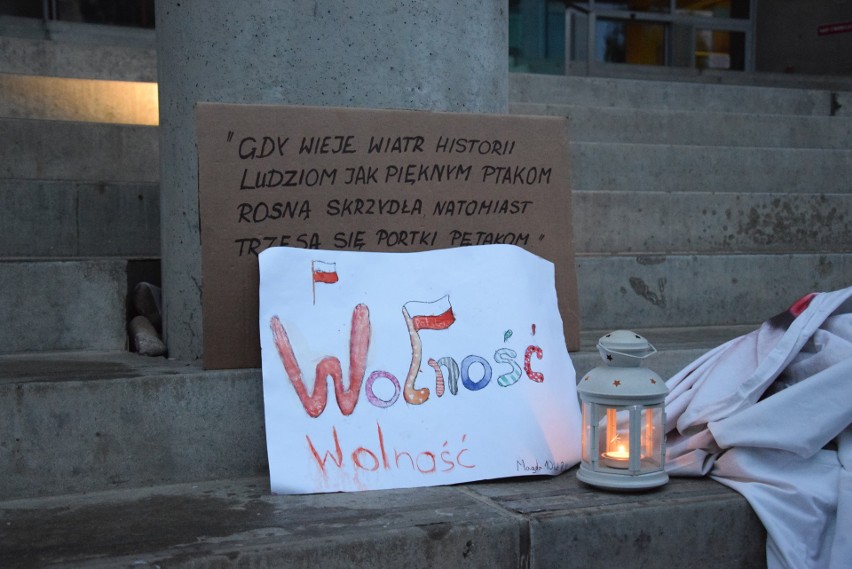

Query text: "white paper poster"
[259, 244, 581, 494]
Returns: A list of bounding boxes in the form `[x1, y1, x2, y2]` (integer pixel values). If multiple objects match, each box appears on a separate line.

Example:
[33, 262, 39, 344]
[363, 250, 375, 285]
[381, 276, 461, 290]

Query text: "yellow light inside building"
[1, 74, 158, 126]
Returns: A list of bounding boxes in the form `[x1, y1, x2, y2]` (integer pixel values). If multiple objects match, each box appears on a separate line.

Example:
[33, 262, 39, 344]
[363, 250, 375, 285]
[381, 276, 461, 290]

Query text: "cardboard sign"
[197, 103, 579, 369]
[259, 245, 582, 494]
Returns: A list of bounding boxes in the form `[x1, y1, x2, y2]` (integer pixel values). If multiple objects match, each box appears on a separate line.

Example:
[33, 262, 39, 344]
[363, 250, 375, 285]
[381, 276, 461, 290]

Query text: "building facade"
[3, 1, 850, 79]
[510, 0, 852, 77]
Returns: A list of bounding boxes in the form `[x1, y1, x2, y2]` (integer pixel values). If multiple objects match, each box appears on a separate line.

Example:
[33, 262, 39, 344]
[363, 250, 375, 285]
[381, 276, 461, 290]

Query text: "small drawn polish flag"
[312, 260, 339, 284]
[404, 295, 455, 331]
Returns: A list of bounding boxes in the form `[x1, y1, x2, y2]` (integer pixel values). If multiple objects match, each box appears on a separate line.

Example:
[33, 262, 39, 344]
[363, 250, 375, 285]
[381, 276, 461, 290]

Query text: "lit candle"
[602, 444, 630, 469]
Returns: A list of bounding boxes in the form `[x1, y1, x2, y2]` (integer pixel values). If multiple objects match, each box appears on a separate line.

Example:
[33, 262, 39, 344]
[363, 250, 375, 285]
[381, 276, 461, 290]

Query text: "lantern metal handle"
[602, 344, 657, 361]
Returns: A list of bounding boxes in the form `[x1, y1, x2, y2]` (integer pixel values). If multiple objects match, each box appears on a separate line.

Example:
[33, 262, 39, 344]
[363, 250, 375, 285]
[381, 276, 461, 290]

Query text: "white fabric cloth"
[665, 286, 852, 569]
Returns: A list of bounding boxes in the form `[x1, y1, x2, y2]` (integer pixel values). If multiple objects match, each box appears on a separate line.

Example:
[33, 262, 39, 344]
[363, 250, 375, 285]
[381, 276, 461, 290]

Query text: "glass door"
[567, 0, 755, 72]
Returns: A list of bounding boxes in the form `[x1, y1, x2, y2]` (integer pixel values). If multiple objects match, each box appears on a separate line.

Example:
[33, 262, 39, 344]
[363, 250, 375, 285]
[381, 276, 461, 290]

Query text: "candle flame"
[609, 444, 629, 459]
[607, 433, 629, 458]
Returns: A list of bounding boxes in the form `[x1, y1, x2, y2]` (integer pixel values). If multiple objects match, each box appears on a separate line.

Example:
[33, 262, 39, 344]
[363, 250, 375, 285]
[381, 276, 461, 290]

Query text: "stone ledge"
[0, 180, 160, 258]
[0, 18, 156, 62]
[0, 260, 128, 354]
[0, 117, 158, 183]
[509, 72, 848, 116]
[0, 335, 767, 567]
[0, 473, 766, 569]
[0, 328, 749, 501]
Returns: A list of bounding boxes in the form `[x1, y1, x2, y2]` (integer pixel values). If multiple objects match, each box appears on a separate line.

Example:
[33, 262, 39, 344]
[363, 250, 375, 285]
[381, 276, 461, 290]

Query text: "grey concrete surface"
[0, 354, 264, 501]
[0, 260, 127, 353]
[0, 22, 156, 81]
[76, 182, 159, 257]
[1, 118, 158, 183]
[0, 180, 159, 258]
[563, 60, 852, 92]
[511, 102, 852, 148]
[0, 180, 76, 257]
[507, 72, 851, 338]
[510, 73, 843, 116]
[0, 474, 765, 569]
[475, 474, 766, 569]
[571, 191, 852, 255]
[155, 0, 509, 362]
[569, 143, 852, 194]
[576, 253, 852, 330]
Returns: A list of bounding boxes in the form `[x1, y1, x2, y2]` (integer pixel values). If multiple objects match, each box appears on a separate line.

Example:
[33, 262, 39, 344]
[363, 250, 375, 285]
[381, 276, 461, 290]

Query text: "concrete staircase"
[0, 27, 159, 354]
[2, 21, 851, 567]
[511, 72, 852, 335]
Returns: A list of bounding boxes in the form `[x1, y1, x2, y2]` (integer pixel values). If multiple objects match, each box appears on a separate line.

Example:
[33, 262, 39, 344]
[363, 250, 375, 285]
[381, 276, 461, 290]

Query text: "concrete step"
[3, 252, 840, 359]
[3, 184, 846, 260]
[510, 72, 850, 117]
[1, 117, 158, 183]
[0, 260, 131, 353]
[576, 253, 852, 330]
[512, 102, 852, 148]
[0, 474, 765, 569]
[0, 21, 156, 81]
[0, 328, 748, 501]
[0, 180, 159, 258]
[0, 353, 264, 500]
[571, 191, 852, 255]
[0, 72, 158, 124]
[563, 61, 852, 93]
[569, 142, 852, 194]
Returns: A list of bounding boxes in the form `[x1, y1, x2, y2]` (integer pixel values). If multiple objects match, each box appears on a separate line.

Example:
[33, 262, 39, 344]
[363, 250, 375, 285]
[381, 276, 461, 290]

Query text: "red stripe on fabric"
[789, 292, 816, 317]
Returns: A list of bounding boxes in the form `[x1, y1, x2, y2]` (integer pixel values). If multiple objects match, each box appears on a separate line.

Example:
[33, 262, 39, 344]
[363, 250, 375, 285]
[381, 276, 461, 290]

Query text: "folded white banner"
[259, 244, 581, 494]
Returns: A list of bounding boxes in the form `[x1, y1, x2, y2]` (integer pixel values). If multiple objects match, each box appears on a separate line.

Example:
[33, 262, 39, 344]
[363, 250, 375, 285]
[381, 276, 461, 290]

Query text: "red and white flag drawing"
[312, 260, 339, 284]
[404, 295, 455, 331]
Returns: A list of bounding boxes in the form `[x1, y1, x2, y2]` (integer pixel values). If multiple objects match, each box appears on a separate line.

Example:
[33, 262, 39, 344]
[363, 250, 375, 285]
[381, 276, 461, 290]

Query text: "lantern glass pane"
[639, 405, 664, 472]
[597, 405, 631, 470]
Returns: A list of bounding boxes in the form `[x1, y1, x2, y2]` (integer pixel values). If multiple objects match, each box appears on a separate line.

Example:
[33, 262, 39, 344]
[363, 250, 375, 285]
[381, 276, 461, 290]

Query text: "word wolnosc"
[269, 302, 545, 418]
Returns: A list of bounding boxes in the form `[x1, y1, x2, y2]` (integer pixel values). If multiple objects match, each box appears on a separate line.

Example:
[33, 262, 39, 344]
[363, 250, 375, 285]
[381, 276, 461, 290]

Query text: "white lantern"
[576, 330, 669, 490]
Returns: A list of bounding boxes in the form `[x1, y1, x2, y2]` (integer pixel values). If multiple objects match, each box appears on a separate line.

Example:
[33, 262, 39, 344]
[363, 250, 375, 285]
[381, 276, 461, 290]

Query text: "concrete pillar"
[155, 1, 508, 361]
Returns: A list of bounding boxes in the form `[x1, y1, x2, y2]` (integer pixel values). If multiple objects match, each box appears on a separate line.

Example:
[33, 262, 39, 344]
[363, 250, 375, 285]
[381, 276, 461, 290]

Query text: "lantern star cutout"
[612, 380, 621, 387]
[606, 354, 613, 361]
